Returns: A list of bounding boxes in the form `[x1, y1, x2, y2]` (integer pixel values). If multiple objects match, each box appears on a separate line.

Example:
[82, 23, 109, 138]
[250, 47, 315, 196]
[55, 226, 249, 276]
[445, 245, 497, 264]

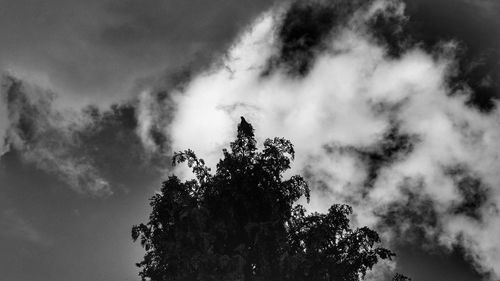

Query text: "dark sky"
[1, 0, 499, 280]
[0, 0, 279, 104]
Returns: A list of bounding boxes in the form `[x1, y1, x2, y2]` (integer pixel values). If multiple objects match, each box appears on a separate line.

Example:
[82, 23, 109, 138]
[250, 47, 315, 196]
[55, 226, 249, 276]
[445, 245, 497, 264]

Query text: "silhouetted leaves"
[133, 118, 403, 281]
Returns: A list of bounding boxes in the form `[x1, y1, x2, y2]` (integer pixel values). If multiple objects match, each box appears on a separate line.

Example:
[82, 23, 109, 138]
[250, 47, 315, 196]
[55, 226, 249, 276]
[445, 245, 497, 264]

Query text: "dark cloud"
[367, 0, 500, 112]
[320, 124, 418, 199]
[2, 76, 112, 195]
[445, 165, 490, 221]
[394, 0, 500, 111]
[77, 103, 167, 188]
[352, 125, 417, 191]
[261, 0, 500, 112]
[377, 179, 441, 243]
[142, 92, 174, 152]
[264, 0, 376, 76]
[1, 75, 165, 195]
[0, 0, 280, 102]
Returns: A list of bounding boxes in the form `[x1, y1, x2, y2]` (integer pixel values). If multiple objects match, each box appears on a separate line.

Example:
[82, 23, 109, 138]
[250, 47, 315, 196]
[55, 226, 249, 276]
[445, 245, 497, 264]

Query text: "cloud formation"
[0, 76, 112, 195]
[1, 0, 499, 278]
[0, 75, 163, 196]
[144, 0, 500, 278]
[0, 0, 281, 104]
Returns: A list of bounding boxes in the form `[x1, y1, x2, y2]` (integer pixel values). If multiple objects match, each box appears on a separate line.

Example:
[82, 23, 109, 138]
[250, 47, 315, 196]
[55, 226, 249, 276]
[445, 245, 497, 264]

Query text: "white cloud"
[155, 1, 500, 279]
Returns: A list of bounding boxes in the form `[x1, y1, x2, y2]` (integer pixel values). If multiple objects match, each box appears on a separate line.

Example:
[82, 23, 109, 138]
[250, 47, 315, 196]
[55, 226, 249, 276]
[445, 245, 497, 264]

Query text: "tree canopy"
[132, 118, 408, 281]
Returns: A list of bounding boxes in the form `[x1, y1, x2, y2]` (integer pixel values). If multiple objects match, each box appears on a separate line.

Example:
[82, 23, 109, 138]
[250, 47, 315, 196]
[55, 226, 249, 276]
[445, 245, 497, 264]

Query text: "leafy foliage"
[133, 118, 407, 281]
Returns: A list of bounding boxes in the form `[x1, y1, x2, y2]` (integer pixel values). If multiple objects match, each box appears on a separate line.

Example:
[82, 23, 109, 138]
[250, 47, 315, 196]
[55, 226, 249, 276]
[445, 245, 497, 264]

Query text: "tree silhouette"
[132, 118, 409, 281]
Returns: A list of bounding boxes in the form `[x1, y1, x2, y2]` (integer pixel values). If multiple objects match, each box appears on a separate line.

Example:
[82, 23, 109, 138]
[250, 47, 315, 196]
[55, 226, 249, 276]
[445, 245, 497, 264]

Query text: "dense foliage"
[132, 118, 405, 281]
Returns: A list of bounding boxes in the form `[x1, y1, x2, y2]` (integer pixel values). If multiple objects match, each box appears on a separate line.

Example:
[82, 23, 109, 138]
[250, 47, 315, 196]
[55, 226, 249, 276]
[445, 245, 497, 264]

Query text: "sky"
[0, 0, 500, 280]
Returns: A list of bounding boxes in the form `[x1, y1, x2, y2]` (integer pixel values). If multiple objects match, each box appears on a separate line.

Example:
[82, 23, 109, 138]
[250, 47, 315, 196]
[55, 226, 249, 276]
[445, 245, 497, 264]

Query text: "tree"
[132, 118, 409, 281]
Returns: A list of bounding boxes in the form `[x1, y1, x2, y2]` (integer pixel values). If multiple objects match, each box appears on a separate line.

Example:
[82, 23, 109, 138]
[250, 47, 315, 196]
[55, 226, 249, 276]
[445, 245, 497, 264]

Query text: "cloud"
[0, 0, 283, 105]
[0, 76, 112, 195]
[0, 75, 163, 196]
[1, 0, 498, 277]
[402, 0, 500, 112]
[0, 90, 8, 155]
[152, 0, 500, 278]
[136, 90, 174, 153]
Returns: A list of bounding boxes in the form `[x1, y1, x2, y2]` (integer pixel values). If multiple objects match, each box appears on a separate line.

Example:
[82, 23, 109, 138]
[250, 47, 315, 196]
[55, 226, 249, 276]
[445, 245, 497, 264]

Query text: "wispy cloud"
[0, 76, 112, 196]
[0, 75, 162, 196]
